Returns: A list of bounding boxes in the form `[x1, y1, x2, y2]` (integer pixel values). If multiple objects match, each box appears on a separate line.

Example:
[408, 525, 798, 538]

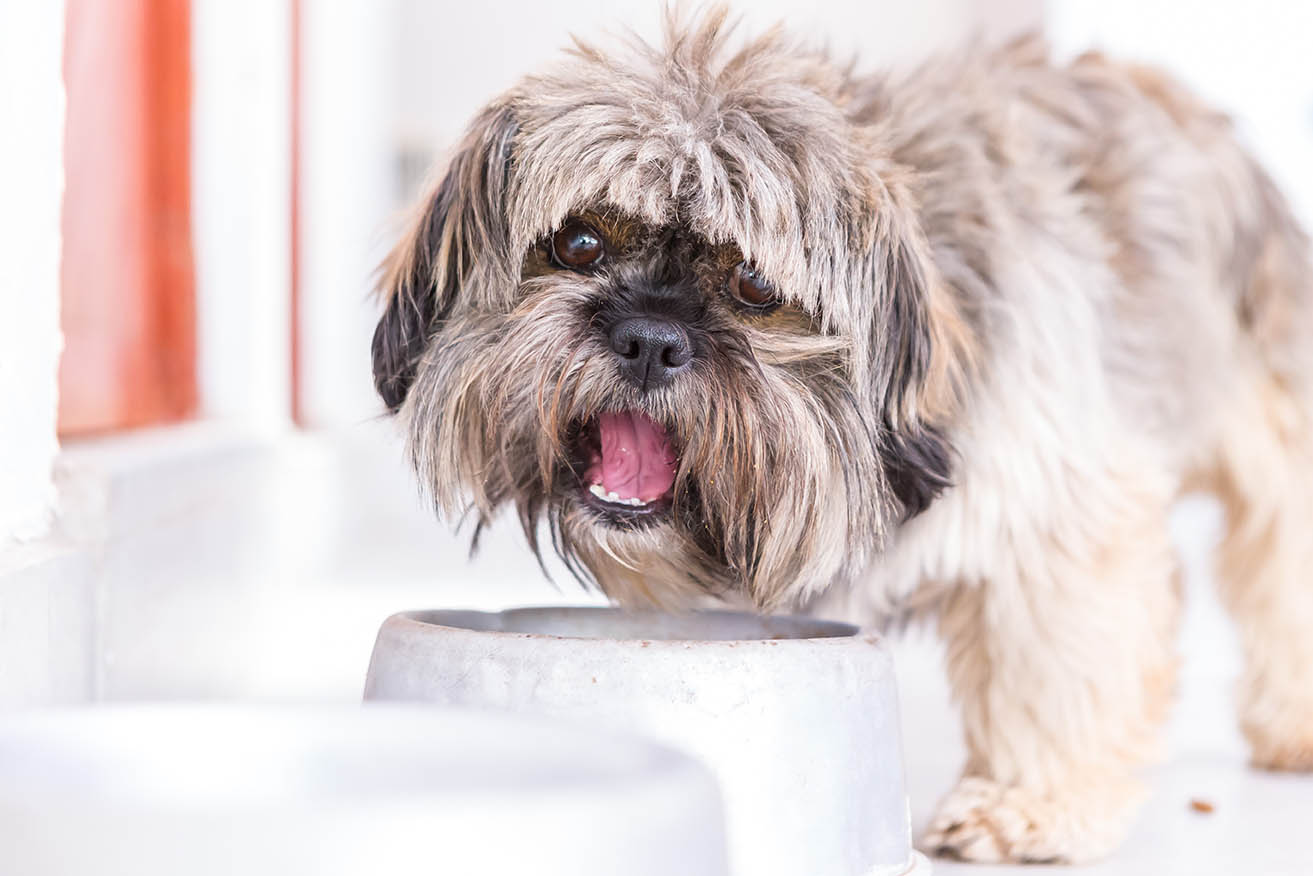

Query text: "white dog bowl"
[365, 607, 929, 876]
[0, 704, 728, 876]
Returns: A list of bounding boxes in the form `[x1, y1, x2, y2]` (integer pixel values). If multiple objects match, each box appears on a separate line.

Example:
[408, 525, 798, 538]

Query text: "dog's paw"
[1245, 703, 1313, 772]
[920, 775, 1145, 864]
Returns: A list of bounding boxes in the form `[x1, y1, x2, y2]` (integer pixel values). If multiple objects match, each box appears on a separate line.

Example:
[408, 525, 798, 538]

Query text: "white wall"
[298, 0, 401, 427]
[0, 2, 64, 544]
[394, 0, 1042, 162]
[1048, 0, 1313, 227]
[192, 0, 294, 430]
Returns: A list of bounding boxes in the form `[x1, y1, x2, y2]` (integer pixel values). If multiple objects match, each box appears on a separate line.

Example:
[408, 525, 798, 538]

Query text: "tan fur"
[924, 465, 1179, 862]
[1212, 378, 1313, 772]
[374, 9, 1313, 864]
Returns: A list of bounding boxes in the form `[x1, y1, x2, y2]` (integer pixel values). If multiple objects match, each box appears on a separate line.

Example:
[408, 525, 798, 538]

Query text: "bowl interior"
[408, 607, 860, 642]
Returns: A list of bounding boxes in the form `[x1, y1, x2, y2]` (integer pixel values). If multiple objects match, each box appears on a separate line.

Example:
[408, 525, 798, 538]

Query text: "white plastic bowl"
[365, 607, 930, 876]
[0, 704, 728, 876]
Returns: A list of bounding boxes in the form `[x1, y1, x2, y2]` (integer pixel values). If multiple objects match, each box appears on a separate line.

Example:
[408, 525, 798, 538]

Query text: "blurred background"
[2, 1, 1311, 869]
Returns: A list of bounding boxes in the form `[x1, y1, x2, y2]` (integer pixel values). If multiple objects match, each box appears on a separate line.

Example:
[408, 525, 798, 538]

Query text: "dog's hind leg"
[1206, 158, 1313, 771]
[1213, 376, 1313, 772]
[921, 462, 1180, 864]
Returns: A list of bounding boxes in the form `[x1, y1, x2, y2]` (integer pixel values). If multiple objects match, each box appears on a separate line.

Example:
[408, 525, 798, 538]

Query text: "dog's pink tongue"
[597, 411, 677, 502]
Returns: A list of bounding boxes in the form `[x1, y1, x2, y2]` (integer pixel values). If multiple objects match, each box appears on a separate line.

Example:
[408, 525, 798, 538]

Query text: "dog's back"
[860, 36, 1313, 470]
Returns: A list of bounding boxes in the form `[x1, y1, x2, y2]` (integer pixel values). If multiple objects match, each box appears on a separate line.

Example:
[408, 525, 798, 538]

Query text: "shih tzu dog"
[373, 8, 1313, 864]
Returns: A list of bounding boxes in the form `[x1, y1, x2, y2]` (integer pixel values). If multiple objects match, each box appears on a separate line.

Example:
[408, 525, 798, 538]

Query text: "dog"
[372, 9, 1313, 864]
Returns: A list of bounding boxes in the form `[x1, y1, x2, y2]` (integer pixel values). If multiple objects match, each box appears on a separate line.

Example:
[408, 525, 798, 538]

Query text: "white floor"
[893, 498, 1313, 875]
[50, 423, 1313, 874]
[894, 628, 1313, 876]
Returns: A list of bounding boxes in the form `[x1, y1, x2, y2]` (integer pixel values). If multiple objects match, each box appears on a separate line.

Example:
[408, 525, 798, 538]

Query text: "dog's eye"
[551, 221, 605, 269]
[729, 262, 777, 310]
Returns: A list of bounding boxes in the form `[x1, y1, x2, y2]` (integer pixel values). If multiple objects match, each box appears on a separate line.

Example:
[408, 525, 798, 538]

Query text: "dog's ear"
[863, 190, 969, 518]
[373, 104, 517, 412]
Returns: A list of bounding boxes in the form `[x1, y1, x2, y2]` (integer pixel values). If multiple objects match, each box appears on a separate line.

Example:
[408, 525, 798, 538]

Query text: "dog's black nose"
[609, 317, 693, 389]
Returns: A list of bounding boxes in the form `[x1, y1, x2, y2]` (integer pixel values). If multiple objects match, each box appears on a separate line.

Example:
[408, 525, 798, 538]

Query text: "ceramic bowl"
[365, 607, 930, 876]
[0, 703, 727, 876]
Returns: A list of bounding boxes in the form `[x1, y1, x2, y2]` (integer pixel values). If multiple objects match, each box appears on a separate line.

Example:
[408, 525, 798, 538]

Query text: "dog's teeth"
[587, 482, 655, 508]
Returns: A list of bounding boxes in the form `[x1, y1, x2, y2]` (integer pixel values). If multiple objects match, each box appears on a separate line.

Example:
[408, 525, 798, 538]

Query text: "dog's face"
[373, 14, 960, 609]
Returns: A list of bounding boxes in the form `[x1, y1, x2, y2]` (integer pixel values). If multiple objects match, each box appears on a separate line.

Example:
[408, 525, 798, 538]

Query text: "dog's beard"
[402, 279, 892, 610]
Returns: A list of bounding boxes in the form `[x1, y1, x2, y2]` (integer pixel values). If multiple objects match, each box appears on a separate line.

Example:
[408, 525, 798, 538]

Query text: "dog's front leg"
[921, 477, 1180, 864]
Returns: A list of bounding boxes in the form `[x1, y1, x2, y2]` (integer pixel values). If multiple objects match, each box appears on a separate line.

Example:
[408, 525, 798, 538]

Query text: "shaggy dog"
[373, 10, 1313, 863]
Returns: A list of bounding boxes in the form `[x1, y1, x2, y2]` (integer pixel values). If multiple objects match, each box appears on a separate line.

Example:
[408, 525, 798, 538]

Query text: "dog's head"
[374, 11, 965, 609]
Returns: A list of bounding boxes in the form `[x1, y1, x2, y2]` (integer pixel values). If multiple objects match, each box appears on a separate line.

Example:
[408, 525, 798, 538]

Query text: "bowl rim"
[384, 606, 881, 648]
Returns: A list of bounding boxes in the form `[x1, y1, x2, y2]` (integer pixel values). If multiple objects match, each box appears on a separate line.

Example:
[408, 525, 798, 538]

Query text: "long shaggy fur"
[375, 8, 1313, 865]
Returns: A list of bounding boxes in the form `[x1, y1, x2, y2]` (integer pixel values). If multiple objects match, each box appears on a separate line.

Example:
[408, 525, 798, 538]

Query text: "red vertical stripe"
[59, 0, 196, 435]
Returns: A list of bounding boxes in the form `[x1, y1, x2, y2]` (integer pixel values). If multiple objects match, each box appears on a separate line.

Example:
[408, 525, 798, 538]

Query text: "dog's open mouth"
[576, 411, 678, 520]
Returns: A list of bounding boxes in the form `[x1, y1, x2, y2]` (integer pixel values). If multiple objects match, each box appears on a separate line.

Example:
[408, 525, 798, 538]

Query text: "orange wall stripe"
[59, 0, 196, 436]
